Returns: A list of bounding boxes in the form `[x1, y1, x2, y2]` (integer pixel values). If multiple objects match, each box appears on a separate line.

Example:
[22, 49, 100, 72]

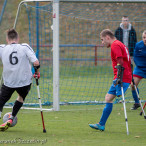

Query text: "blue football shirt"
[134, 40, 146, 71]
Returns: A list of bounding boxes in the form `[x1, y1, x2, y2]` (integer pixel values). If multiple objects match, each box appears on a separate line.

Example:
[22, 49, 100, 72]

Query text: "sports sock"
[99, 103, 113, 126]
[12, 100, 23, 117]
[132, 88, 139, 104]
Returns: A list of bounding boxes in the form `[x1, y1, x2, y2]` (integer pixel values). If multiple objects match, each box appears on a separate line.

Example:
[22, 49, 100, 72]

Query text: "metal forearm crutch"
[121, 67, 129, 135]
[140, 102, 146, 116]
[132, 80, 146, 119]
[131, 64, 146, 119]
[34, 68, 46, 133]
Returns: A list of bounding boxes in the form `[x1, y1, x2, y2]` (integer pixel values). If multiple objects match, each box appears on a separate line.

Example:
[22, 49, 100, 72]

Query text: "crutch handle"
[35, 78, 39, 86]
[120, 67, 125, 87]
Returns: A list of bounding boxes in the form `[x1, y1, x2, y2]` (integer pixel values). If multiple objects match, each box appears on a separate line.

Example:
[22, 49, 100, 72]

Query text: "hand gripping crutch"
[34, 69, 47, 133]
[120, 67, 129, 135]
[131, 64, 146, 119]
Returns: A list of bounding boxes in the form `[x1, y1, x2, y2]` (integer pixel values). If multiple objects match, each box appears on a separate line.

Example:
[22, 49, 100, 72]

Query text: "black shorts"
[0, 84, 31, 101]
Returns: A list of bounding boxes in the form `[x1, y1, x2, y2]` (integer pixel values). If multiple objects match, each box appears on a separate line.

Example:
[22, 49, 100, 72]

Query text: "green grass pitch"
[0, 103, 146, 146]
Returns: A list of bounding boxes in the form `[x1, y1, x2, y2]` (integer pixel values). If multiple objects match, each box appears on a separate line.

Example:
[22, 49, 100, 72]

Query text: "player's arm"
[0, 44, 6, 59]
[113, 57, 124, 86]
[111, 43, 124, 85]
[33, 60, 40, 71]
[133, 42, 139, 65]
[33, 60, 40, 79]
[23, 43, 40, 79]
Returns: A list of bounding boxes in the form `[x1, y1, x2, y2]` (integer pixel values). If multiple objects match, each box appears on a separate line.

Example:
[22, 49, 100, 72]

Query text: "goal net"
[11, 0, 146, 110]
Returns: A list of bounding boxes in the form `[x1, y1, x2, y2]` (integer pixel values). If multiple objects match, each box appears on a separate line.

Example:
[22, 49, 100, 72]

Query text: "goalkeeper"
[89, 29, 132, 131]
[0, 29, 40, 131]
[130, 30, 146, 110]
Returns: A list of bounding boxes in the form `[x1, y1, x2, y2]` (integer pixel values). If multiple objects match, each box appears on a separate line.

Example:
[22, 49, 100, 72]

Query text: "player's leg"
[98, 82, 126, 128]
[89, 82, 130, 132]
[0, 84, 31, 131]
[0, 85, 15, 131]
[98, 93, 115, 124]
[131, 68, 143, 110]
[12, 84, 31, 118]
[89, 84, 116, 131]
[89, 94, 115, 131]
[0, 95, 24, 131]
[0, 84, 15, 118]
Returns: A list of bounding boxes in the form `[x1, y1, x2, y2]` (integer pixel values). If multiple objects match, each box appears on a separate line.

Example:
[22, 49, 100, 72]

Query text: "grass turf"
[0, 103, 146, 146]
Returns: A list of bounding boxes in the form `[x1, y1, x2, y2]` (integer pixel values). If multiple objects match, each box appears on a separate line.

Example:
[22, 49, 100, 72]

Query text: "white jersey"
[0, 43, 38, 88]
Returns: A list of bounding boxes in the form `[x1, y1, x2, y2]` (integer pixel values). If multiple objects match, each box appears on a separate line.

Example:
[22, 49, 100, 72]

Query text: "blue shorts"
[133, 66, 146, 78]
[108, 82, 130, 97]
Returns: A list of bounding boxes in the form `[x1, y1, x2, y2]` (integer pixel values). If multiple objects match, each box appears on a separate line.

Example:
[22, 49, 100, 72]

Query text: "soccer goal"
[12, 0, 146, 111]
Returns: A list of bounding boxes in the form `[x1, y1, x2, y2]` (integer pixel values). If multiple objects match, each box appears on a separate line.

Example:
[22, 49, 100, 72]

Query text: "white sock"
[0, 111, 2, 119]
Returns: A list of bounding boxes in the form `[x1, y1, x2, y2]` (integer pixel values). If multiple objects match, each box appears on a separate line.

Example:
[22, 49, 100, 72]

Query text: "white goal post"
[14, 0, 59, 111]
[13, 0, 146, 111]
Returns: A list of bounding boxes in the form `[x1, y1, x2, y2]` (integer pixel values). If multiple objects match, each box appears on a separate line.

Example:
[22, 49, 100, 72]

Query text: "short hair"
[142, 30, 146, 35]
[7, 29, 18, 40]
[100, 29, 115, 39]
[122, 16, 128, 18]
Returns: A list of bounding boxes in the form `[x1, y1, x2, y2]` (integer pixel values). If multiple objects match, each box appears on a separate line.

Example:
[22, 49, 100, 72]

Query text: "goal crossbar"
[17, 0, 146, 3]
[60, 0, 146, 2]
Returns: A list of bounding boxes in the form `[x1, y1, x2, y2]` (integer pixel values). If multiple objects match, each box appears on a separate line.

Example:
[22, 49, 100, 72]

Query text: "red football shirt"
[111, 40, 132, 83]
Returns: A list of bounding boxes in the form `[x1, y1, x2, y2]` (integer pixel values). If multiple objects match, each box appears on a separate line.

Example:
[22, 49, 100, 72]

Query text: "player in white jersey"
[0, 29, 40, 131]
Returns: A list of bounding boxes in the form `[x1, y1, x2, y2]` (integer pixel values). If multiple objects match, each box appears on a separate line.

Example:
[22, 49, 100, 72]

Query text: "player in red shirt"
[111, 39, 132, 83]
[89, 29, 132, 131]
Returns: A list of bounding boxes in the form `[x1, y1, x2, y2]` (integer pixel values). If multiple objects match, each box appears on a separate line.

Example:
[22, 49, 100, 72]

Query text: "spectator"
[115, 16, 137, 58]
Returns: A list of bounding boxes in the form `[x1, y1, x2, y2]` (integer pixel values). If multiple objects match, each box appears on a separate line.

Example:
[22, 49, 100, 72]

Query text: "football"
[3, 112, 17, 127]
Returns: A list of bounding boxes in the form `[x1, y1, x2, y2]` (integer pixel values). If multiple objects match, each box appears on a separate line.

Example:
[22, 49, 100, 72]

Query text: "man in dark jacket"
[115, 16, 137, 58]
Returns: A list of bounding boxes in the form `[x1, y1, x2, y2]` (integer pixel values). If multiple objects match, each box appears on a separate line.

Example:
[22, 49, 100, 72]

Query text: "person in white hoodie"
[115, 16, 137, 58]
